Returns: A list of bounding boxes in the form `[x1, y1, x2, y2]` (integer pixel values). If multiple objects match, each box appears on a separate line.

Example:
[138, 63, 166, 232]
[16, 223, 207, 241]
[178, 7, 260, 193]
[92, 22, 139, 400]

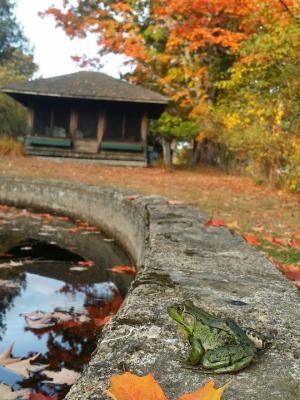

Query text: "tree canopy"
[46, 1, 300, 188]
[0, 0, 37, 136]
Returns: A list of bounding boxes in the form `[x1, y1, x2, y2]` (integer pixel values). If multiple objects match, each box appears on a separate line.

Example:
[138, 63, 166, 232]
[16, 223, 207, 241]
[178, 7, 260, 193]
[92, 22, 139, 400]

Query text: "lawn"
[0, 156, 299, 287]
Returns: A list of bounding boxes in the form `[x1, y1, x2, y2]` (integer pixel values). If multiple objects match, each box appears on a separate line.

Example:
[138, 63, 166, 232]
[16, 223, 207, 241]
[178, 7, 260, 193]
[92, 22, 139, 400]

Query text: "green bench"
[101, 142, 144, 152]
[25, 136, 72, 148]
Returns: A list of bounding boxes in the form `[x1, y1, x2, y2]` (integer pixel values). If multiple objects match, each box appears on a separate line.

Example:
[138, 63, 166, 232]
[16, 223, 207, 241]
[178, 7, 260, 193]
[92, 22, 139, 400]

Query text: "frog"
[167, 300, 265, 373]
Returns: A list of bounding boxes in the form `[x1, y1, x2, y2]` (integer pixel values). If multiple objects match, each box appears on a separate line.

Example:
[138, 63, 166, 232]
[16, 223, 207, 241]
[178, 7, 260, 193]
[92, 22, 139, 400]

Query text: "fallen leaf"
[6, 353, 48, 378]
[106, 372, 167, 400]
[167, 200, 184, 205]
[42, 368, 80, 385]
[0, 343, 21, 365]
[243, 234, 260, 246]
[29, 393, 58, 400]
[93, 315, 112, 327]
[205, 219, 226, 227]
[70, 266, 87, 272]
[227, 220, 239, 229]
[127, 195, 139, 201]
[111, 266, 137, 275]
[78, 260, 95, 267]
[284, 269, 300, 281]
[0, 279, 20, 289]
[0, 383, 31, 400]
[178, 380, 230, 400]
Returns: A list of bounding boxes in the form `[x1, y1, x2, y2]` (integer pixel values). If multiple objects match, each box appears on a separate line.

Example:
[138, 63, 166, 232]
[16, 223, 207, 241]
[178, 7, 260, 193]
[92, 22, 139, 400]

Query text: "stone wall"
[0, 177, 299, 400]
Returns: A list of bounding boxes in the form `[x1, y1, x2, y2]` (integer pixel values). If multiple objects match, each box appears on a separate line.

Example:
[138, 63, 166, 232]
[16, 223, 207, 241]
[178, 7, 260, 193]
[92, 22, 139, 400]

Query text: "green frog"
[168, 300, 265, 373]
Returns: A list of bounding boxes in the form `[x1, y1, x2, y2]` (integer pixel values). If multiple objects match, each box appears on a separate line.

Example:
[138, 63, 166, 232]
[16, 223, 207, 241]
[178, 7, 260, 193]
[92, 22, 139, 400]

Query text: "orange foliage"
[106, 372, 230, 400]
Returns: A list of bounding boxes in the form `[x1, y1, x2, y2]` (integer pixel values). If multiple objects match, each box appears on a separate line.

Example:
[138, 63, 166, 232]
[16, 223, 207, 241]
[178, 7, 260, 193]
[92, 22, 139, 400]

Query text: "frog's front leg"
[201, 345, 255, 373]
[188, 336, 204, 365]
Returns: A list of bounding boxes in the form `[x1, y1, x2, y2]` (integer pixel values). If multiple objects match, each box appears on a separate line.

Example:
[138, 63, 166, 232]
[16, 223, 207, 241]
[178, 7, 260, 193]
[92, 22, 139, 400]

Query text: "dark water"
[0, 205, 135, 399]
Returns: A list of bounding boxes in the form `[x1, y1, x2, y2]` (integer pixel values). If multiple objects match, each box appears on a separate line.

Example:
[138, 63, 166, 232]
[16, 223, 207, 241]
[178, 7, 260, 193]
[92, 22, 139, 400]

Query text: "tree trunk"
[162, 137, 172, 167]
[192, 140, 202, 165]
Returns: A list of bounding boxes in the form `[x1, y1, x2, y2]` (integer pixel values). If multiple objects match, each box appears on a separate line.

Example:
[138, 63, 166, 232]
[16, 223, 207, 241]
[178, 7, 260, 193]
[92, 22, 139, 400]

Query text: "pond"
[0, 205, 135, 399]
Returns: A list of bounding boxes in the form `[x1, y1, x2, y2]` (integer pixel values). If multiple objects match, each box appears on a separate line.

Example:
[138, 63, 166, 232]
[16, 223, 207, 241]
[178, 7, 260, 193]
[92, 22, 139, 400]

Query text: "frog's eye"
[176, 305, 184, 313]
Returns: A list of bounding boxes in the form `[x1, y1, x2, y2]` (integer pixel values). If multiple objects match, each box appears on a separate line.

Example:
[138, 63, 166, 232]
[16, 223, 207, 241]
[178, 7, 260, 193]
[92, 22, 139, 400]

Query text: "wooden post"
[27, 108, 34, 134]
[141, 112, 148, 149]
[97, 111, 105, 150]
[69, 110, 78, 137]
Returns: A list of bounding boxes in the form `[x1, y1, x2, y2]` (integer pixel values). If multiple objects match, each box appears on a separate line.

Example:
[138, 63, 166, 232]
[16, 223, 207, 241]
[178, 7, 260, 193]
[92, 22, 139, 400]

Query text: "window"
[105, 110, 141, 142]
[33, 106, 70, 138]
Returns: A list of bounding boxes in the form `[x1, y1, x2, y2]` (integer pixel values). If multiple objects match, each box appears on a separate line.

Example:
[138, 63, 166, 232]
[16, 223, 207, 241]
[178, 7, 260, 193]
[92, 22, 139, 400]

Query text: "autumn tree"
[216, 2, 300, 190]
[45, 0, 255, 164]
[0, 0, 37, 136]
[46, 0, 300, 178]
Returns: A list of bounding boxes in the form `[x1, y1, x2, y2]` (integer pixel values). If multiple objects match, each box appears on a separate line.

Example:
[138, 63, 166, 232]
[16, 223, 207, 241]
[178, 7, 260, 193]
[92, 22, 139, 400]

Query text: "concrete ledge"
[0, 177, 299, 400]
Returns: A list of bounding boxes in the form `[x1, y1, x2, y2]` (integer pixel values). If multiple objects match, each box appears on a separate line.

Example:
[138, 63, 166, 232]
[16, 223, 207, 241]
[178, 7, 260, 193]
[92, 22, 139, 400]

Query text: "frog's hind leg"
[201, 345, 253, 373]
[208, 355, 253, 373]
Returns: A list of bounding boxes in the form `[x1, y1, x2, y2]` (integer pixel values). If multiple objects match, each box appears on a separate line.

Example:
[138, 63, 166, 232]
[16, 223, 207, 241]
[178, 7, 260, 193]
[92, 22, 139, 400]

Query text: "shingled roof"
[2, 71, 169, 105]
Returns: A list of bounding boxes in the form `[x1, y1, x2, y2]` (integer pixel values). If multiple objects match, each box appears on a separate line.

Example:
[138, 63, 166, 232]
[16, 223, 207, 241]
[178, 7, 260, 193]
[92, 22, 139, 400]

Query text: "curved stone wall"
[0, 177, 299, 400]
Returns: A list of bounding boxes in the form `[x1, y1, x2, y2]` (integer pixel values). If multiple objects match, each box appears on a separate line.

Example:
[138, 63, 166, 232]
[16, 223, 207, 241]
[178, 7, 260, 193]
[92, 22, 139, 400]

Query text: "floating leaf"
[6, 353, 48, 378]
[111, 265, 137, 275]
[242, 233, 260, 246]
[0, 343, 21, 365]
[205, 219, 226, 227]
[42, 368, 80, 385]
[0, 383, 31, 399]
[93, 315, 111, 327]
[178, 379, 230, 400]
[29, 393, 58, 400]
[78, 260, 95, 267]
[106, 372, 167, 400]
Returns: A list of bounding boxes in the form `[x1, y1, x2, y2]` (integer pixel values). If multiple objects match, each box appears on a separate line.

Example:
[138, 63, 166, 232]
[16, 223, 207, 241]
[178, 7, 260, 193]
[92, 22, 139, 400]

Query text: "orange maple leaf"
[178, 379, 230, 400]
[242, 233, 260, 246]
[106, 372, 167, 400]
[106, 373, 230, 400]
[111, 265, 137, 274]
[205, 218, 226, 227]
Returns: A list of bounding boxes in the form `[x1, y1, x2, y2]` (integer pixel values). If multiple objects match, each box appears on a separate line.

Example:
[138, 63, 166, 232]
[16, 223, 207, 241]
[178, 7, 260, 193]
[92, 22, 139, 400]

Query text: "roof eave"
[2, 88, 169, 105]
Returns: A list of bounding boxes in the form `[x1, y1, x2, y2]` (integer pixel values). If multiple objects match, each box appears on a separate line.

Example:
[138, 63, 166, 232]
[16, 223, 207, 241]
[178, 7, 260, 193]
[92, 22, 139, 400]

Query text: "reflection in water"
[0, 205, 134, 399]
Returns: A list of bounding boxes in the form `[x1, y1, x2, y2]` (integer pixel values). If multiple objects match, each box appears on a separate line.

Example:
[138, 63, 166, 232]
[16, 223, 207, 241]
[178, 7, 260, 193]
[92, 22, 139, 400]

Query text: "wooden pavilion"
[2, 71, 168, 166]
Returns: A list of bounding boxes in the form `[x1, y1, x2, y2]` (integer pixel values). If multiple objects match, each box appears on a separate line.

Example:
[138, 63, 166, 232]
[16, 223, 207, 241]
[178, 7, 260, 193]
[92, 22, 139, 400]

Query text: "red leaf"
[127, 195, 139, 201]
[205, 218, 226, 227]
[243, 233, 260, 246]
[284, 270, 300, 281]
[93, 316, 112, 326]
[62, 320, 82, 328]
[30, 393, 58, 400]
[111, 265, 137, 274]
[78, 260, 95, 267]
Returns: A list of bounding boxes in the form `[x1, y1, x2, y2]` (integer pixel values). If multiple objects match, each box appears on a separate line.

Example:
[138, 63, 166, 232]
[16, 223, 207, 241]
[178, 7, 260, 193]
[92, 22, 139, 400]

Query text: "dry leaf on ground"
[42, 368, 80, 385]
[177, 379, 230, 400]
[0, 383, 31, 400]
[205, 218, 226, 227]
[242, 233, 261, 246]
[106, 372, 167, 400]
[106, 372, 230, 400]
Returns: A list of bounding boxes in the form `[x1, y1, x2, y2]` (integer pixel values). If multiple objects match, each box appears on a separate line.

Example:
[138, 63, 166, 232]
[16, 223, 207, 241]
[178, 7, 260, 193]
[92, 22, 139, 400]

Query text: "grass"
[0, 156, 299, 282]
[0, 136, 24, 157]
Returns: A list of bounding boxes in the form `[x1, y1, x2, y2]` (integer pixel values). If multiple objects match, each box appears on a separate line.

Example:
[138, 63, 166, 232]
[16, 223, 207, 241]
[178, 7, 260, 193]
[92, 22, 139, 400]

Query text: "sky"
[15, 0, 125, 79]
